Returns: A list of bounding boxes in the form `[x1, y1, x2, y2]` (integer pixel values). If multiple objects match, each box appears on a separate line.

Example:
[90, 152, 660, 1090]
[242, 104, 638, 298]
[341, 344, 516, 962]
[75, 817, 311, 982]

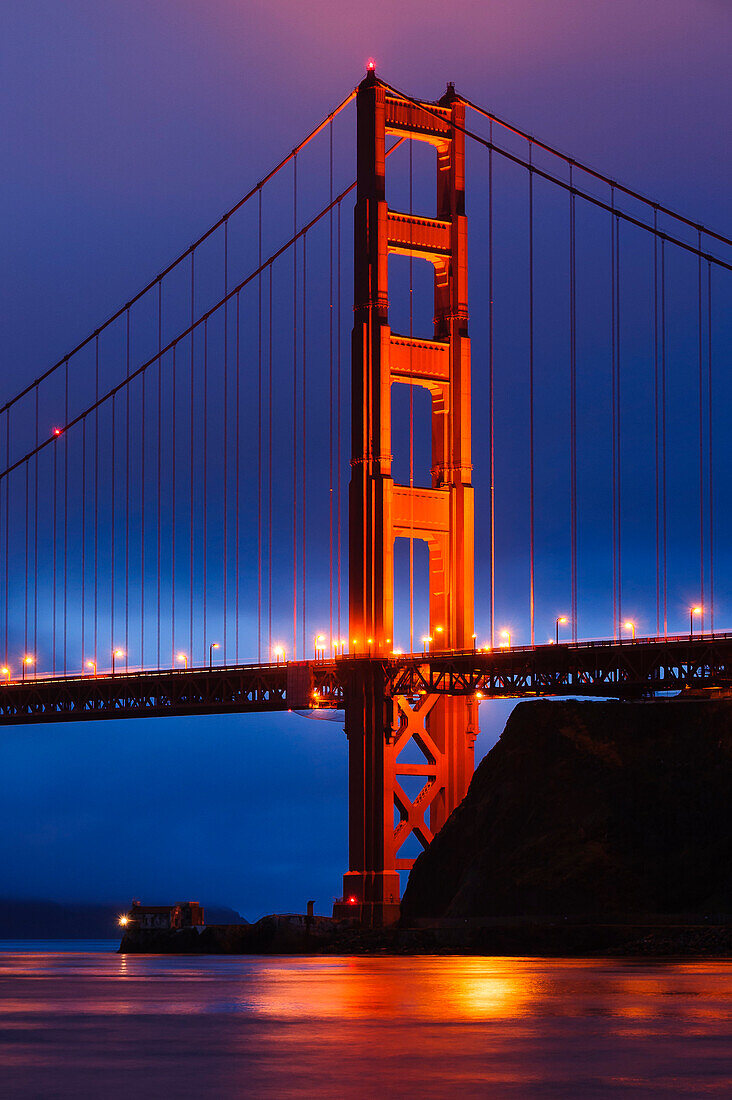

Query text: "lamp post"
[177, 653, 188, 670]
[624, 621, 636, 640]
[555, 616, 568, 645]
[21, 656, 34, 682]
[0, 667, 10, 683]
[421, 635, 431, 655]
[273, 646, 285, 664]
[112, 649, 124, 676]
[500, 630, 511, 649]
[472, 633, 477, 652]
[314, 634, 325, 660]
[209, 642, 220, 669]
[86, 660, 97, 677]
[690, 606, 701, 639]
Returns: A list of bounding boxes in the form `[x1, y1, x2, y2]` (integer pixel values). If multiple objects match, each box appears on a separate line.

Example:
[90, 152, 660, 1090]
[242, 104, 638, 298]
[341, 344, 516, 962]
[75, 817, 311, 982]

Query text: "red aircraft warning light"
[52, 427, 62, 436]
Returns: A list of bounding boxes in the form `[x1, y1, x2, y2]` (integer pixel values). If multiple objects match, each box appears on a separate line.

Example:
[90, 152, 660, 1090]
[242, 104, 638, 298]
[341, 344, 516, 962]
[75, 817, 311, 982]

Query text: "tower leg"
[333, 660, 401, 926]
[333, 662, 478, 926]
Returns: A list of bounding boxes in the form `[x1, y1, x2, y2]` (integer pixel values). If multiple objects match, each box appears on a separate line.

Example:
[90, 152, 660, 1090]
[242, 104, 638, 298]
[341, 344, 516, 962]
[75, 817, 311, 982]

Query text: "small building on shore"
[124, 900, 204, 931]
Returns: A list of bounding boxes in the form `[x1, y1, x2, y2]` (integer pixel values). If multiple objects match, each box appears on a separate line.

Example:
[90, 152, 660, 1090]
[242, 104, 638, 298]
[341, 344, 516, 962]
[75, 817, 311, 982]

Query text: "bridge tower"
[336, 72, 476, 926]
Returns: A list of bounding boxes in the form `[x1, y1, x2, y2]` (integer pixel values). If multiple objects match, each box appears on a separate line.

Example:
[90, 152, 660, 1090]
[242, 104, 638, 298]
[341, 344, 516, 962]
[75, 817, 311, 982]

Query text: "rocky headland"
[121, 697, 732, 956]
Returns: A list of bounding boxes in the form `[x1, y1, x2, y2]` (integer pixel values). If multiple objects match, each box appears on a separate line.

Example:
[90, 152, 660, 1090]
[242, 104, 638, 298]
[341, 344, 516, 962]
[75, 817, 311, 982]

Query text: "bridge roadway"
[0, 632, 731, 725]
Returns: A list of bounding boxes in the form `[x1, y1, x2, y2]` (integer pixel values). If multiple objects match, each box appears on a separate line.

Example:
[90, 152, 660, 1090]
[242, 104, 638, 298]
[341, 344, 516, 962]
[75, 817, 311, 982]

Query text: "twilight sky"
[0, 0, 730, 920]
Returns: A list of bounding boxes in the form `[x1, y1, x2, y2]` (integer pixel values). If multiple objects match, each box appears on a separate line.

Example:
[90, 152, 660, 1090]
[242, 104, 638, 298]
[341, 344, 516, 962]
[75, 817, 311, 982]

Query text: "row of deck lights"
[0, 608, 707, 680]
[0, 640, 224, 682]
[286, 605, 707, 662]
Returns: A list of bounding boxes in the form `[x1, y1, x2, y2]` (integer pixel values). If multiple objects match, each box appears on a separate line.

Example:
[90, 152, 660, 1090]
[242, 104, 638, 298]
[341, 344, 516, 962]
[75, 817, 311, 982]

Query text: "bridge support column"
[339, 71, 475, 926]
[334, 660, 479, 926]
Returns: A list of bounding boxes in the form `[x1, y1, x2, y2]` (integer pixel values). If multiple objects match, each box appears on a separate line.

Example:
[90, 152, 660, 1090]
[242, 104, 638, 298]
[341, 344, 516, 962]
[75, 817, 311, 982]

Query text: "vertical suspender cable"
[235, 288, 241, 663]
[258, 194, 263, 662]
[653, 212, 661, 635]
[23, 457, 28, 660]
[336, 200, 343, 642]
[203, 317, 208, 655]
[661, 240, 668, 635]
[292, 153, 298, 659]
[48, 440, 52, 669]
[95, 335, 99, 667]
[140, 327, 145, 669]
[337, 201, 342, 643]
[268, 266, 273, 655]
[3, 411, 8, 664]
[302, 230, 307, 658]
[157, 281, 162, 667]
[63, 361, 68, 673]
[409, 139, 415, 652]
[171, 342, 176, 665]
[125, 308, 130, 667]
[610, 194, 618, 638]
[34, 385, 38, 664]
[528, 150, 535, 647]
[224, 218, 229, 662]
[189, 254, 195, 664]
[707, 261, 714, 632]
[488, 124, 495, 647]
[697, 230, 705, 630]
[569, 166, 578, 643]
[615, 212, 622, 637]
[329, 120, 334, 649]
[81, 418, 86, 668]
[111, 388, 116, 667]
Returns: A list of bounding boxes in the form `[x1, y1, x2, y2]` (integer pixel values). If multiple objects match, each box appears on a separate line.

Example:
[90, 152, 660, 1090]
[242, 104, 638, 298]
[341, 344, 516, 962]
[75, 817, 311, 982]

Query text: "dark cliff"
[401, 699, 732, 921]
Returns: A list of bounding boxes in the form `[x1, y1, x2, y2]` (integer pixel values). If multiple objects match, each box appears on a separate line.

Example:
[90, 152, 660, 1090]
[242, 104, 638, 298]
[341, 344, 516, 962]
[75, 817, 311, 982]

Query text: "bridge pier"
[333, 659, 477, 927]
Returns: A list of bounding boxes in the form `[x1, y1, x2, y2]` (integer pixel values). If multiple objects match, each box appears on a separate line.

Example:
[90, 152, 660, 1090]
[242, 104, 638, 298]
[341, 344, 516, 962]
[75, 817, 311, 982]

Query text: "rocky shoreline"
[119, 913, 732, 957]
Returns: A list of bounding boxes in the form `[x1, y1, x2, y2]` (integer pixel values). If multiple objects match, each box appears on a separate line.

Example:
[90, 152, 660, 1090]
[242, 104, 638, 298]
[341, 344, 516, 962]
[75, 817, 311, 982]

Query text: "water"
[0, 948, 730, 1098]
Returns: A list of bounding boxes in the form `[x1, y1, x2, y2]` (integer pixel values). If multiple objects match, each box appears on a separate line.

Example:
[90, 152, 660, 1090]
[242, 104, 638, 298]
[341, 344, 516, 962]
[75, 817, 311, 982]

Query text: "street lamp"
[0, 667, 10, 683]
[112, 649, 124, 675]
[367, 638, 373, 656]
[555, 615, 568, 645]
[273, 645, 285, 664]
[421, 635, 431, 654]
[209, 642, 220, 669]
[21, 656, 34, 682]
[472, 633, 477, 651]
[500, 630, 511, 648]
[624, 621, 636, 640]
[177, 652, 188, 670]
[690, 606, 702, 638]
[86, 660, 97, 676]
[434, 625, 444, 648]
[314, 634, 325, 659]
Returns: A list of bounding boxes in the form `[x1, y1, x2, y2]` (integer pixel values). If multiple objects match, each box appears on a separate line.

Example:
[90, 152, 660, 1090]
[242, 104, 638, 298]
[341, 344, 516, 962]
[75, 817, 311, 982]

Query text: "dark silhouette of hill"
[401, 699, 732, 921]
[0, 898, 247, 938]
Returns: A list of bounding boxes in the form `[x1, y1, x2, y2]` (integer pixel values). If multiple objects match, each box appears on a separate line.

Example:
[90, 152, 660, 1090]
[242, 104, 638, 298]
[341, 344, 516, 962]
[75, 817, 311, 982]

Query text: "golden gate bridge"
[1, 69, 731, 924]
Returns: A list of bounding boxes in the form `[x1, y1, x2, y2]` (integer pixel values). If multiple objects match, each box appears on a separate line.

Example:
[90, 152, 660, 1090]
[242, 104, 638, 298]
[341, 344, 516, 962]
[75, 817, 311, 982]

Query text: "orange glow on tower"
[339, 71, 476, 927]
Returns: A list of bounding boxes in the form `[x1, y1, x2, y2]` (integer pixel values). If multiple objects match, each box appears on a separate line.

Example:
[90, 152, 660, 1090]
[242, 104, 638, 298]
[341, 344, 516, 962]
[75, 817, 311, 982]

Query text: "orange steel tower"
[336, 72, 476, 926]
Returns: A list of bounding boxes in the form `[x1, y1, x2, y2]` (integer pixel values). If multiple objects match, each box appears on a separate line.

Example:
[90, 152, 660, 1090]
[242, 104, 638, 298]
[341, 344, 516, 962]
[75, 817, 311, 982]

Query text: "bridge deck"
[0, 633, 730, 726]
